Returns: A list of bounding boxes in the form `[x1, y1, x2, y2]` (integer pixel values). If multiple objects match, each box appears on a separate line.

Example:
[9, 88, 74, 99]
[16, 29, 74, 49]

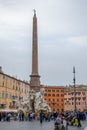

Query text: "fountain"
[18, 88, 51, 116]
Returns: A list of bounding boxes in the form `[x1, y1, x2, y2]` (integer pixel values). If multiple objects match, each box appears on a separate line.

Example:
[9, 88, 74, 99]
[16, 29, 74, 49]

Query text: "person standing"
[39, 112, 43, 124]
[77, 111, 81, 127]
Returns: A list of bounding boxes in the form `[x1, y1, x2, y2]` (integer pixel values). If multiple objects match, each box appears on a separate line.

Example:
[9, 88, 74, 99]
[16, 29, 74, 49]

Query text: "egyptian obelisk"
[30, 10, 40, 91]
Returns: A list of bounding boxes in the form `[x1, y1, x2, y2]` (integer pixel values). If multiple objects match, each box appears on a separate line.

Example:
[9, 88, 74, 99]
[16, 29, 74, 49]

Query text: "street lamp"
[73, 66, 76, 112]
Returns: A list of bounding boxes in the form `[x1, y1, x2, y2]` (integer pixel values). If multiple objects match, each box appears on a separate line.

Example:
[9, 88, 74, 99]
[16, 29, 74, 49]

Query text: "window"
[3, 82, 4, 87]
[52, 90, 55, 92]
[52, 94, 55, 96]
[83, 97, 86, 100]
[48, 90, 51, 92]
[53, 99, 55, 101]
[56, 90, 59, 92]
[45, 93, 47, 96]
[78, 92, 81, 95]
[64, 98, 67, 100]
[48, 94, 51, 96]
[6, 93, 8, 98]
[2, 92, 4, 98]
[0, 104, 6, 108]
[72, 97, 74, 100]
[78, 97, 81, 100]
[72, 92, 74, 95]
[82, 92, 85, 95]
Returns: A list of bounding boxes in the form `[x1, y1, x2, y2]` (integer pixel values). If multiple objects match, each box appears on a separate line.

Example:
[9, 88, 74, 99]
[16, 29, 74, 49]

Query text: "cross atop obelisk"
[30, 10, 40, 91]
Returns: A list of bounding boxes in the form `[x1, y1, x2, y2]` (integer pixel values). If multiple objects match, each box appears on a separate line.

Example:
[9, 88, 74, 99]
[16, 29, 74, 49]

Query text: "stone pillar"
[30, 10, 40, 91]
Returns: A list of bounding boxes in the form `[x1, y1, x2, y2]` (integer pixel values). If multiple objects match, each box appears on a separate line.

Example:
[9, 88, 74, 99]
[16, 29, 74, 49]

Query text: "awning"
[0, 109, 18, 112]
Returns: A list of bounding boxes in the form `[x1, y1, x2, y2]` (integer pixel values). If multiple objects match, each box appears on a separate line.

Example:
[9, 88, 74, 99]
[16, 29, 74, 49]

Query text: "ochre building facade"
[0, 67, 30, 110]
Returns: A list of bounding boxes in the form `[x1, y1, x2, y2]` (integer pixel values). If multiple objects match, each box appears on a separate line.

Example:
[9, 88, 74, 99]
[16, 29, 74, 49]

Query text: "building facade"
[42, 85, 65, 112]
[0, 67, 30, 110]
[64, 85, 87, 111]
[1, 66, 87, 112]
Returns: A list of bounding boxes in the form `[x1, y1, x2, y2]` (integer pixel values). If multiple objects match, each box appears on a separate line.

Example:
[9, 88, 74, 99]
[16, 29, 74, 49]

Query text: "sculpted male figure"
[34, 88, 51, 113]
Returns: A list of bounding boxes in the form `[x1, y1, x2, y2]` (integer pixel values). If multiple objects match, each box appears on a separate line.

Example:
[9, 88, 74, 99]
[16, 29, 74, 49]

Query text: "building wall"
[1, 68, 87, 112]
[64, 85, 87, 111]
[0, 72, 30, 110]
[42, 85, 65, 112]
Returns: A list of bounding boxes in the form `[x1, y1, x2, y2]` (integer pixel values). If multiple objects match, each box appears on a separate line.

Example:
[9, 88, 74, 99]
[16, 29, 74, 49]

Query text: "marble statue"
[18, 88, 51, 115]
[34, 88, 51, 113]
[18, 89, 35, 114]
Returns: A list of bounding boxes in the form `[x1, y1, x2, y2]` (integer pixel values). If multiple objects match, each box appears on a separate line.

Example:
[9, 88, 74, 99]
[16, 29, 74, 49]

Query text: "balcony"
[0, 104, 6, 109]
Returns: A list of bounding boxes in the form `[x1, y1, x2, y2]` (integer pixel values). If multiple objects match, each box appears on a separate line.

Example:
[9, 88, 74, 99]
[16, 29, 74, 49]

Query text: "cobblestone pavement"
[0, 120, 87, 130]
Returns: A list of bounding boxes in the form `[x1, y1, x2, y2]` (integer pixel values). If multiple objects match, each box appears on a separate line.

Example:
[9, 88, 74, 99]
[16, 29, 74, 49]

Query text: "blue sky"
[0, 0, 87, 86]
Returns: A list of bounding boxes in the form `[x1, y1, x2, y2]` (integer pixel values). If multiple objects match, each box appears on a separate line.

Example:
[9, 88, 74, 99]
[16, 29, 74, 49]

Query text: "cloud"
[0, 0, 87, 85]
[68, 35, 87, 47]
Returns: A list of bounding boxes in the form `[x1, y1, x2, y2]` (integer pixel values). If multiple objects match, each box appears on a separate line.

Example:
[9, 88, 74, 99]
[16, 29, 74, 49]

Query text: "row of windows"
[46, 89, 64, 92]
[2, 75, 24, 85]
[65, 101, 86, 105]
[64, 92, 86, 95]
[46, 98, 64, 102]
[1, 82, 29, 93]
[45, 93, 64, 97]
[49, 103, 64, 106]
[0, 92, 24, 99]
[1, 76, 29, 90]
[64, 97, 86, 101]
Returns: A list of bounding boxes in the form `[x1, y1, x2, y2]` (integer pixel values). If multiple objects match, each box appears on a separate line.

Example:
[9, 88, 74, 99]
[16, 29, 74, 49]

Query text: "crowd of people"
[53, 110, 86, 130]
[0, 110, 87, 130]
[0, 112, 17, 121]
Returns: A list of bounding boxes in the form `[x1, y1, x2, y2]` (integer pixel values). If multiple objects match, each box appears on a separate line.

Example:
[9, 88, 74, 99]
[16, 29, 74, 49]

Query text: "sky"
[0, 0, 87, 86]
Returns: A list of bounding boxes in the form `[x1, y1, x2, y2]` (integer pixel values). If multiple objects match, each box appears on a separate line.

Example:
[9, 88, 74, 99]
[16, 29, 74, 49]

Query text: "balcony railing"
[0, 104, 6, 108]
